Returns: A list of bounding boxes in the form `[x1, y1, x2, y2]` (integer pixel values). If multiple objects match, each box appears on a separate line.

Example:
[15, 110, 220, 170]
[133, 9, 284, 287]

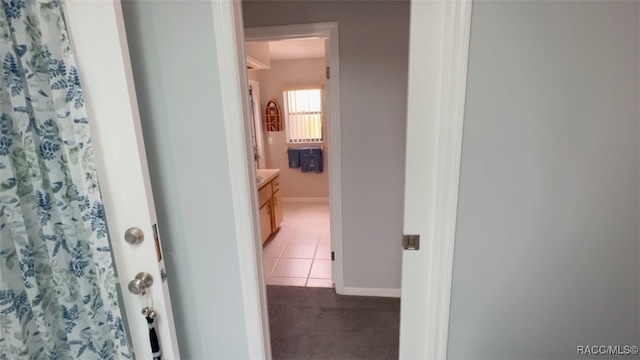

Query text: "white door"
[63, 1, 180, 358]
[399, 1, 473, 359]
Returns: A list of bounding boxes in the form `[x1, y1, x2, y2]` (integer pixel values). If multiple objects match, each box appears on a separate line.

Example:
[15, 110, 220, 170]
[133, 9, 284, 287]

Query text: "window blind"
[283, 88, 323, 143]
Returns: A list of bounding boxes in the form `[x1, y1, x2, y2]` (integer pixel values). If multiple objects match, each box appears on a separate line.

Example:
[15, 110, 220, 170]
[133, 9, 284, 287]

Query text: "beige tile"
[306, 278, 333, 288]
[262, 241, 287, 258]
[279, 219, 296, 228]
[282, 200, 301, 209]
[319, 231, 331, 244]
[296, 219, 325, 232]
[270, 228, 294, 244]
[298, 209, 328, 221]
[271, 258, 313, 278]
[281, 243, 317, 259]
[309, 259, 332, 279]
[283, 211, 300, 218]
[283, 202, 330, 231]
[281, 207, 298, 215]
[266, 277, 307, 287]
[299, 208, 322, 215]
[281, 210, 300, 219]
[262, 257, 279, 276]
[282, 218, 299, 228]
[300, 211, 327, 220]
[277, 224, 298, 236]
[304, 203, 329, 212]
[260, 202, 333, 288]
[315, 243, 331, 260]
[289, 231, 320, 244]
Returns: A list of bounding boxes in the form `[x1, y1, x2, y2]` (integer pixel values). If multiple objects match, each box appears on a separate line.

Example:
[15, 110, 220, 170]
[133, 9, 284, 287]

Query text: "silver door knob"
[128, 272, 153, 295]
[124, 227, 144, 244]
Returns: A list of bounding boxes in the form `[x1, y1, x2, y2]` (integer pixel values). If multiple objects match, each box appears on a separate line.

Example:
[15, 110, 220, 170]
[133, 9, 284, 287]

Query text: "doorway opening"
[243, 23, 344, 292]
[247, 37, 333, 288]
[218, 0, 470, 358]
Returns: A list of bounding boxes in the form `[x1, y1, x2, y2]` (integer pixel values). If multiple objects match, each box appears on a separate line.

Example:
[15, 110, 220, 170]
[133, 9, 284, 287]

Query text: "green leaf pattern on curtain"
[0, 0, 131, 358]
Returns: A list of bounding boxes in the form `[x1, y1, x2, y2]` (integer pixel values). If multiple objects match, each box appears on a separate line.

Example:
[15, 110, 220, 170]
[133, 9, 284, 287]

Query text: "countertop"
[256, 169, 280, 189]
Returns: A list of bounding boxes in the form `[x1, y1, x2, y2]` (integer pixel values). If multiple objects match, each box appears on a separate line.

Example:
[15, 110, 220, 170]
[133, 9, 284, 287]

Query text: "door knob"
[124, 227, 144, 244]
[128, 272, 153, 295]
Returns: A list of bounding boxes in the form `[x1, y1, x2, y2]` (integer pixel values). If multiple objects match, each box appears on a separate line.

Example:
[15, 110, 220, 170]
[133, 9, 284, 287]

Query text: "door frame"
[400, 0, 473, 359]
[243, 22, 345, 294]
[212, 0, 473, 359]
[209, 0, 271, 358]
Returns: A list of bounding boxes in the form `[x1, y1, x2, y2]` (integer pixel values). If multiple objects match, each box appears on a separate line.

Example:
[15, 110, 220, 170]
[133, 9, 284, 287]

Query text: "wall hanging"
[264, 98, 281, 131]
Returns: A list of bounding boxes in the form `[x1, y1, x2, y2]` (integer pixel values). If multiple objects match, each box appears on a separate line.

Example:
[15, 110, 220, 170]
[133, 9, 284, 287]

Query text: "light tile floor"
[262, 201, 332, 288]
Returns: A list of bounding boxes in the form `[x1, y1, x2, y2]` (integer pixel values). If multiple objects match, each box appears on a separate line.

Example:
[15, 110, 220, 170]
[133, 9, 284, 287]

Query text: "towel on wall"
[287, 148, 301, 168]
[300, 147, 323, 173]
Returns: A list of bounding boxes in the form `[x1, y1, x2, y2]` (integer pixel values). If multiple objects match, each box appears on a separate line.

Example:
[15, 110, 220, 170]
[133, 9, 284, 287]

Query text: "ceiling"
[267, 38, 325, 61]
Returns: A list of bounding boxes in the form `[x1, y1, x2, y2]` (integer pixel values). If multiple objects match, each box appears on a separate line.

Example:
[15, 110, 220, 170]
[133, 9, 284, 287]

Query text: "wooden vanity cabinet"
[272, 189, 283, 231]
[258, 175, 283, 243]
[259, 202, 272, 244]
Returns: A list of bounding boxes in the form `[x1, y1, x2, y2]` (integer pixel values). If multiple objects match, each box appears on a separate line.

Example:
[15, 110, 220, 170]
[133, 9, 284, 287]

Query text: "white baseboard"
[339, 287, 401, 298]
[282, 197, 329, 203]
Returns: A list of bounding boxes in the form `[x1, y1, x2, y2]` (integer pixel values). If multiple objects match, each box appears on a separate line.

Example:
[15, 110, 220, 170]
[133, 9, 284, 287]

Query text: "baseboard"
[340, 287, 401, 298]
[282, 197, 329, 203]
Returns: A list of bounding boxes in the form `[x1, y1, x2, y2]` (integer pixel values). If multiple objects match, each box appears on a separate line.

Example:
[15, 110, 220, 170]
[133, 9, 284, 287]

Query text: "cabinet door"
[258, 184, 271, 206]
[260, 202, 272, 244]
[272, 189, 283, 230]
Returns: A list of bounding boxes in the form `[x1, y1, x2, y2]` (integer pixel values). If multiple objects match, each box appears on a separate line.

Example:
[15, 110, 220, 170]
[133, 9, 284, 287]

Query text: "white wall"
[257, 58, 328, 198]
[243, 0, 410, 289]
[247, 69, 260, 82]
[245, 41, 271, 69]
[448, 1, 640, 358]
[121, 1, 250, 358]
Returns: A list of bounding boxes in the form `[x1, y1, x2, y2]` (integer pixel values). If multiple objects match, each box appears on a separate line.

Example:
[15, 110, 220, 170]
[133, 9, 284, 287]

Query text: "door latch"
[402, 234, 420, 250]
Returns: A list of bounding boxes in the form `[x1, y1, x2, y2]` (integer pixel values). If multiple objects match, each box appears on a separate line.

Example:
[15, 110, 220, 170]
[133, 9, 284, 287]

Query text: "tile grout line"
[307, 241, 322, 286]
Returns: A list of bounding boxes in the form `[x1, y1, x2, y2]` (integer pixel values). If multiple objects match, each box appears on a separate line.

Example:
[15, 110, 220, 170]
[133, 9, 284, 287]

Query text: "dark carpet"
[266, 285, 400, 360]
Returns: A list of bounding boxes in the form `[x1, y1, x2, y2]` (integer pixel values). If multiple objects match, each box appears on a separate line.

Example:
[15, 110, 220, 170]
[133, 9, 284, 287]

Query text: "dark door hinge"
[326, 66, 330, 80]
[331, 251, 335, 261]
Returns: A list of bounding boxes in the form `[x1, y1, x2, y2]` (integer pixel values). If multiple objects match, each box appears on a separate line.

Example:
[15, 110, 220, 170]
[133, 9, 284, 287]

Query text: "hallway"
[267, 285, 400, 359]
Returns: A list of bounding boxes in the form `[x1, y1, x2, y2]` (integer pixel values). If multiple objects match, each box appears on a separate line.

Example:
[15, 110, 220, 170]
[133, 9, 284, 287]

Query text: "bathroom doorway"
[244, 23, 343, 290]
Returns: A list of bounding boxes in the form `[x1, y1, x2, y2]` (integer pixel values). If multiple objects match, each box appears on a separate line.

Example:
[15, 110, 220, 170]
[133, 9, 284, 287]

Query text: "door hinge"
[326, 66, 330, 80]
[402, 234, 420, 250]
[331, 251, 335, 261]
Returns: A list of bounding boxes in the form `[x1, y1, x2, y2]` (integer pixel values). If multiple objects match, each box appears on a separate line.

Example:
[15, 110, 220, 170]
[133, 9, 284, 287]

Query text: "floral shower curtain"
[0, 0, 130, 359]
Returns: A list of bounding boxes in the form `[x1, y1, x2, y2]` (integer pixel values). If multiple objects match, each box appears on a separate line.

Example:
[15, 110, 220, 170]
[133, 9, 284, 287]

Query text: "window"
[283, 88, 323, 143]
